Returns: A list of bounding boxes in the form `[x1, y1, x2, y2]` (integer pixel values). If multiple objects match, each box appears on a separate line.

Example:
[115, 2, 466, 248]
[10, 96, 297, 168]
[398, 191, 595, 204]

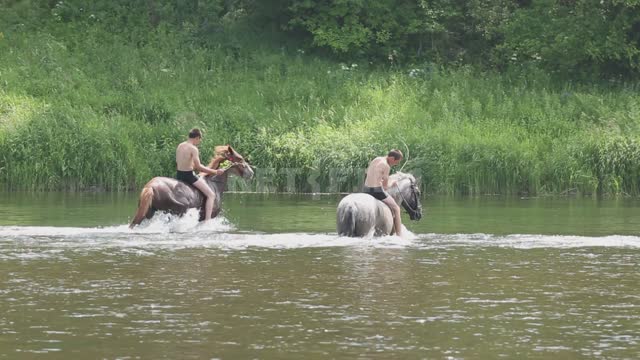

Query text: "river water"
[0, 192, 639, 359]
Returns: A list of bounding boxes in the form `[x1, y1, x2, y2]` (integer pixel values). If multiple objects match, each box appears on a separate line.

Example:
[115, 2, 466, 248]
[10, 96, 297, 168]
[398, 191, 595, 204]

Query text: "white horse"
[337, 172, 423, 237]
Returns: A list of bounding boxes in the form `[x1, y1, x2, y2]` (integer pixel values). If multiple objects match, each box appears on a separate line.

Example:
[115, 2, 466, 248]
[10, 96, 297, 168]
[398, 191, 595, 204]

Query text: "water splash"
[1, 210, 640, 261]
[130, 209, 235, 233]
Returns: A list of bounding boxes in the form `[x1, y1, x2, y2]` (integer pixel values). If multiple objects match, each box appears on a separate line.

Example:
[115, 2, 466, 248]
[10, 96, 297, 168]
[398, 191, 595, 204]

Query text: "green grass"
[1, 16, 640, 195]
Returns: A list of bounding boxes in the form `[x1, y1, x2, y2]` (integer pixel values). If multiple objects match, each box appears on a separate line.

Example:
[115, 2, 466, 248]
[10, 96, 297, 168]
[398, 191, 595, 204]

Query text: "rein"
[222, 162, 240, 173]
[394, 179, 420, 213]
[205, 162, 238, 183]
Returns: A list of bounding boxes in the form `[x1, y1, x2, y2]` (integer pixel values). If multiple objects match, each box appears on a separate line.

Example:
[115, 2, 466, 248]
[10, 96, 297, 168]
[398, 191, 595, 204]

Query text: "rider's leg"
[193, 178, 215, 220]
[382, 197, 403, 236]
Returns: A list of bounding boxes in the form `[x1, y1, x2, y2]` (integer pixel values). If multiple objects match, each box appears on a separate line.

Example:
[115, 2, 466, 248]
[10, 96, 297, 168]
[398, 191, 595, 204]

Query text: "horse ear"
[227, 145, 235, 154]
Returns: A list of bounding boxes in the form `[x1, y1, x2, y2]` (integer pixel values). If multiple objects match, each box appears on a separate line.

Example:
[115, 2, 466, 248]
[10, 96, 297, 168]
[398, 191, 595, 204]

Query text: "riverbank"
[1, 8, 639, 195]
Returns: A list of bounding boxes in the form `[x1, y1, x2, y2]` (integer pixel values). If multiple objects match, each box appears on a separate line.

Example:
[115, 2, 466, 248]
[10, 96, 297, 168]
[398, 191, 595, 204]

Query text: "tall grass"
[1, 17, 639, 195]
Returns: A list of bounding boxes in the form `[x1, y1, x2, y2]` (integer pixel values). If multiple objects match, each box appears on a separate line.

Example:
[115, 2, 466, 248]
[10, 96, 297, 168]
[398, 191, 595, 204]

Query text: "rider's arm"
[210, 157, 225, 170]
[381, 170, 390, 190]
[381, 164, 392, 190]
[192, 147, 215, 175]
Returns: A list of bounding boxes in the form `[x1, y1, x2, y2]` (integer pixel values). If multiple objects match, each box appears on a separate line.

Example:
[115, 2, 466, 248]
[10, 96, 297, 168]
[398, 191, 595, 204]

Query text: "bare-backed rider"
[363, 149, 404, 236]
[176, 128, 224, 221]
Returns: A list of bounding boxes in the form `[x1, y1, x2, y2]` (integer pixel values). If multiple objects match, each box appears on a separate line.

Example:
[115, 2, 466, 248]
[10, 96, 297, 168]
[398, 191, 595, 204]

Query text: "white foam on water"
[130, 209, 236, 233]
[0, 209, 234, 237]
[419, 233, 640, 249]
[101, 232, 413, 251]
[1, 212, 640, 253]
[0, 220, 417, 253]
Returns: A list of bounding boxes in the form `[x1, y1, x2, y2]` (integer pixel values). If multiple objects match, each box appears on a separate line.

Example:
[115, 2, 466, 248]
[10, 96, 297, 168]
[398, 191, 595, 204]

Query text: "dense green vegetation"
[1, 0, 639, 195]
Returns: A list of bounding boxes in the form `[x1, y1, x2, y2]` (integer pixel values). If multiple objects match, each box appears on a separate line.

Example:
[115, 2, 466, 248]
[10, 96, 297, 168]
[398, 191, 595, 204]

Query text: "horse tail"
[337, 202, 357, 237]
[130, 186, 154, 229]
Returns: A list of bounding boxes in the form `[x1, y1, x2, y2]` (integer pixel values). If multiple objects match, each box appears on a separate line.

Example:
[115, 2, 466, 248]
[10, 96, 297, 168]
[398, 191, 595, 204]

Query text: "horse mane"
[390, 172, 415, 183]
[206, 145, 231, 169]
[207, 154, 226, 170]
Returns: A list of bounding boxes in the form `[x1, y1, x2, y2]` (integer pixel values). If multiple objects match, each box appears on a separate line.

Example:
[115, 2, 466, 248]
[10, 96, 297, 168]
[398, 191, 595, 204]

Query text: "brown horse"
[129, 145, 254, 228]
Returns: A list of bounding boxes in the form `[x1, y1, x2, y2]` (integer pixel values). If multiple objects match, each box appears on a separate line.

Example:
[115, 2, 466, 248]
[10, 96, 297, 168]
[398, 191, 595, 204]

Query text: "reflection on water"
[0, 192, 639, 358]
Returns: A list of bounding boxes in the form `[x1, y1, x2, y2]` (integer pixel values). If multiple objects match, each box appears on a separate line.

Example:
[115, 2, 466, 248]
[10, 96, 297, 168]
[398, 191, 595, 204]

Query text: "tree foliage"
[498, 0, 640, 78]
[3, 0, 638, 78]
[283, 0, 640, 78]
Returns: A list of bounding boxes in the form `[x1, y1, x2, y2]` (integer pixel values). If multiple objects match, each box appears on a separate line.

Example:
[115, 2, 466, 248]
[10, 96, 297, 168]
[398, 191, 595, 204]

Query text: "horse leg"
[198, 207, 205, 222]
[146, 207, 156, 219]
[193, 179, 215, 221]
[198, 202, 220, 221]
[374, 207, 395, 236]
[129, 186, 154, 228]
[337, 203, 357, 236]
[382, 197, 402, 236]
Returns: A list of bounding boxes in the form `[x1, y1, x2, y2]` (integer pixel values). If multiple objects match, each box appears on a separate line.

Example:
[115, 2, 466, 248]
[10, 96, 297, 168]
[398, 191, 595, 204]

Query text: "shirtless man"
[363, 149, 404, 236]
[176, 128, 224, 221]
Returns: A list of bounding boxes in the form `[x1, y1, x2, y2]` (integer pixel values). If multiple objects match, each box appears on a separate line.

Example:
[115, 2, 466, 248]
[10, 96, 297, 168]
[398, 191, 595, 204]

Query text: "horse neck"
[387, 181, 404, 205]
[204, 173, 228, 197]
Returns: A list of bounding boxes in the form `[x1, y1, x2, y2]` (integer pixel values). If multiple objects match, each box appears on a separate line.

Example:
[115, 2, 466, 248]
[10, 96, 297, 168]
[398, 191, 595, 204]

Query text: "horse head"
[209, 145, 255, 181]
[390, 172, 423, 221]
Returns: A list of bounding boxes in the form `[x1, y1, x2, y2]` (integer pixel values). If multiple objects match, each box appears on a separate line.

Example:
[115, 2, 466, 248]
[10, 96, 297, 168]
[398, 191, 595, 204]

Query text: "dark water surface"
[1, 192, 639, 359]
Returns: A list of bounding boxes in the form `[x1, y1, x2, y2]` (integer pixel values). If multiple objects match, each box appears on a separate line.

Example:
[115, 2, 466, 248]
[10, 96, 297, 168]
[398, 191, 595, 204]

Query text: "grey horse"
[337, 172, 423, 237]
[129, 145, 254, 228]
